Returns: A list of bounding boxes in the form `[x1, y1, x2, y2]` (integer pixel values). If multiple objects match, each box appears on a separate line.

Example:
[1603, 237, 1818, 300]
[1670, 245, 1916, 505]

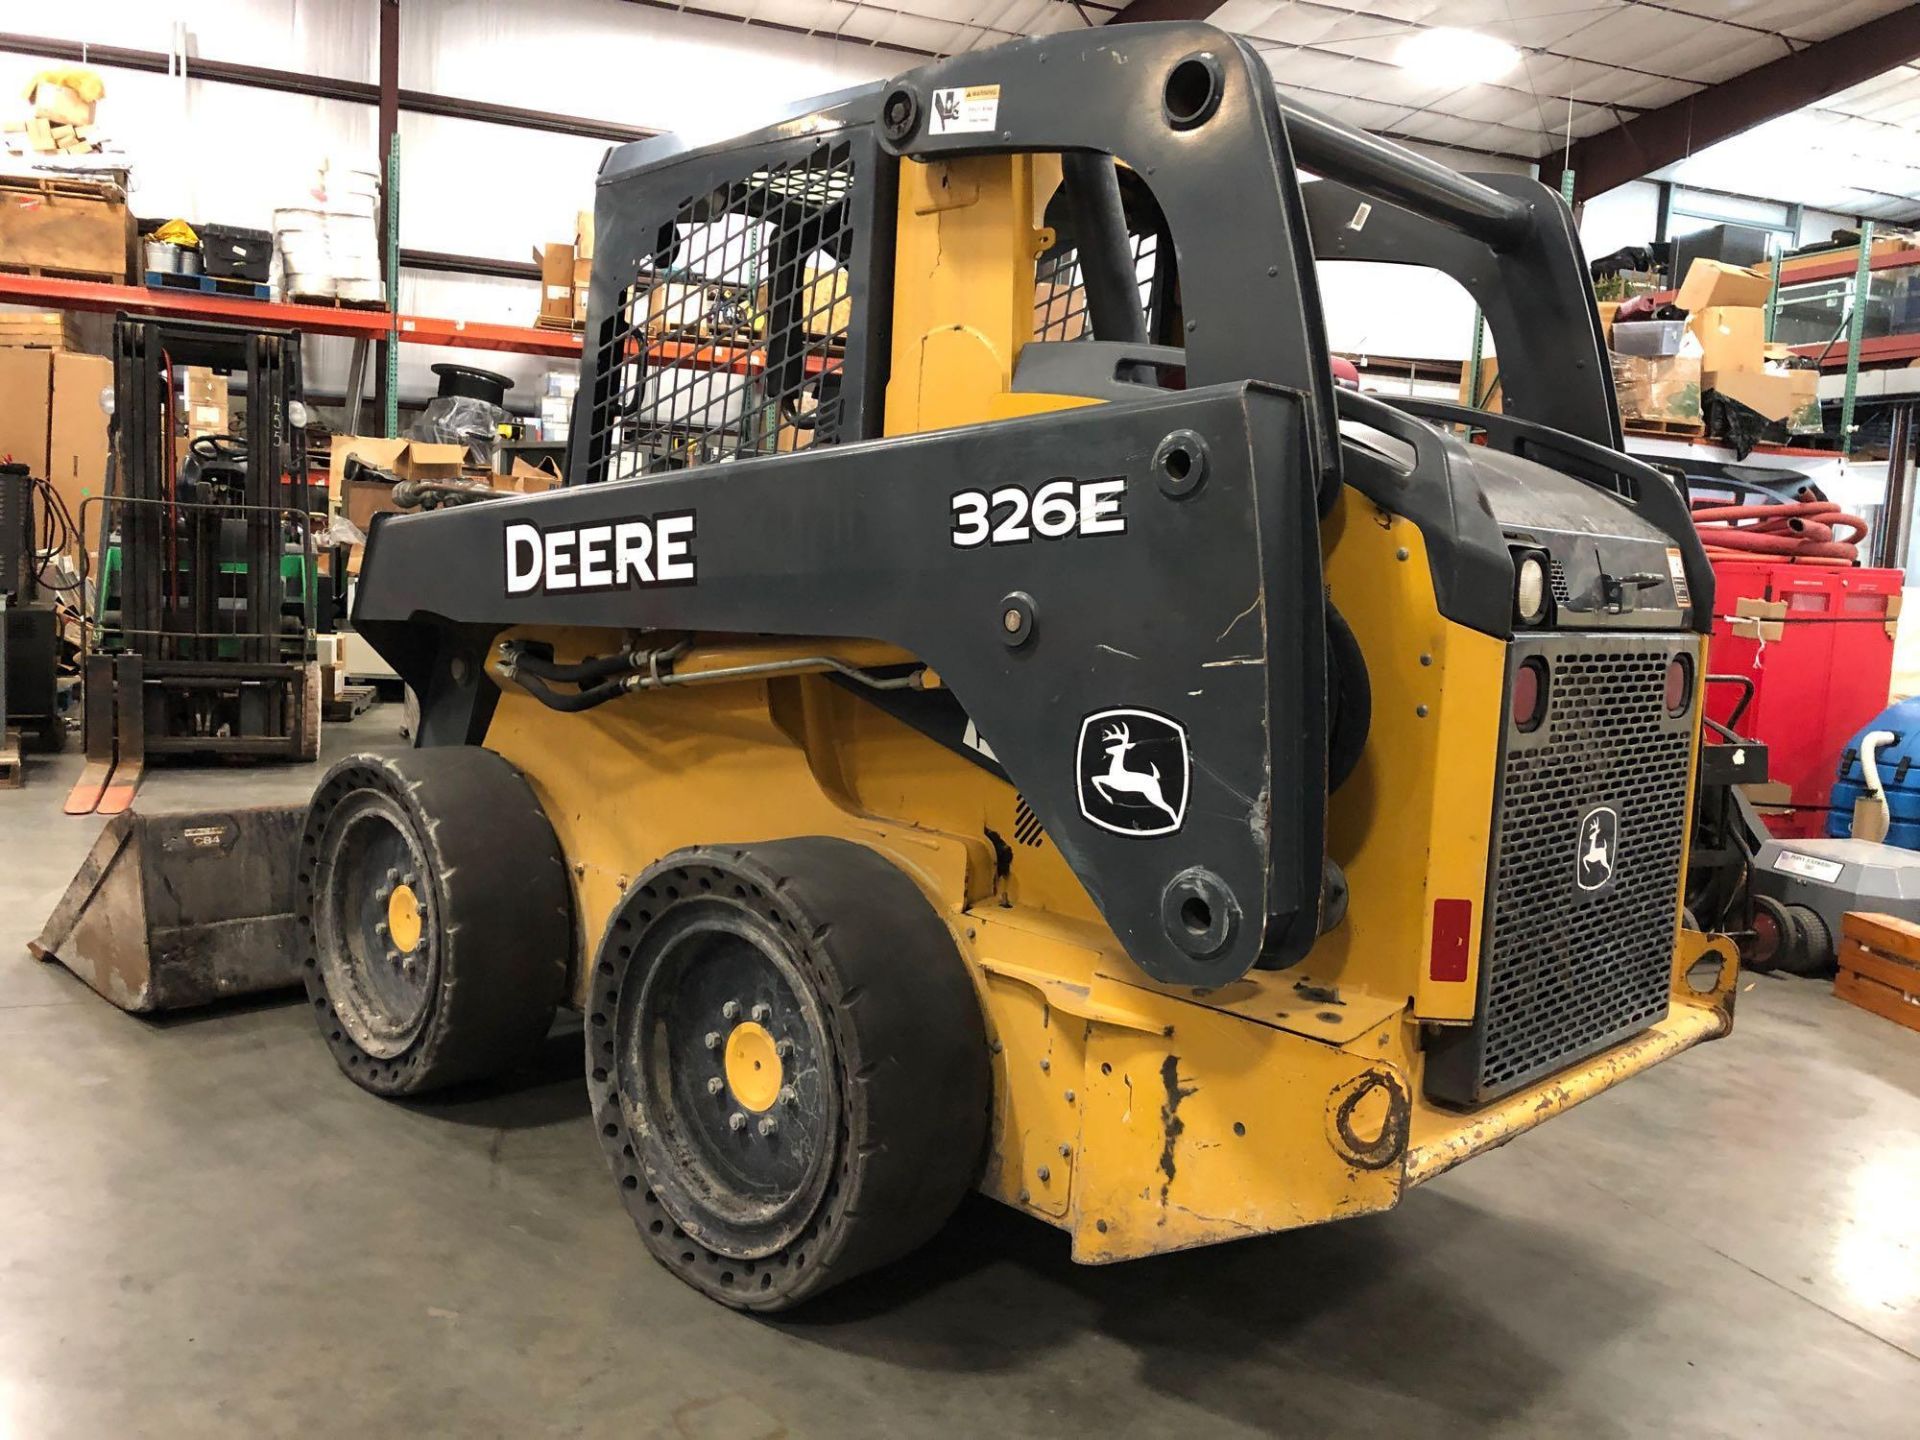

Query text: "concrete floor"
[3, 708, 1918, 1438]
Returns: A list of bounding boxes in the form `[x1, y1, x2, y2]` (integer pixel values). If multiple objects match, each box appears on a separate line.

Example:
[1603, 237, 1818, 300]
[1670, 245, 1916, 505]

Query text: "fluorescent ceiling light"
[1396, 27, 1521, 85]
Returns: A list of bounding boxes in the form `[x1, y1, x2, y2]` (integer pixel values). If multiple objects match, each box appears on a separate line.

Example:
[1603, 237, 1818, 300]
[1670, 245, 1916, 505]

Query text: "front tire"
[298, 747, 572, 1095]
[589, 838, 991, 1311]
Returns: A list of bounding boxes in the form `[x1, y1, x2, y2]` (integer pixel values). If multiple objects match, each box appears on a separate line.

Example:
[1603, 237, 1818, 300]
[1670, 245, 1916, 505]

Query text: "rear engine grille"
[1426, 636, 1695, 1108]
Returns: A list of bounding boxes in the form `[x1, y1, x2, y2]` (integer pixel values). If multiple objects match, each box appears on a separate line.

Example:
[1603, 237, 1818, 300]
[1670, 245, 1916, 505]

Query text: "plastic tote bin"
[198, 224, 273, 283]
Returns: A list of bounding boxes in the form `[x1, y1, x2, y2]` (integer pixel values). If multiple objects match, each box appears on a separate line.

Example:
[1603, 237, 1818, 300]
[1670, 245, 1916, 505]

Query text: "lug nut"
[707, 1077, 725, 1096]
[703, 1031, 722, 1050]
[775, 1039, 794, 1057]
[750, 1003, 771, 1023]
[778, 1086, 797, 1107]
[374, 921, 389, 940]
[722, 1000, 741, 1021]
[757, 1116, 778, 1137]
[728, 1112, 747, 1132]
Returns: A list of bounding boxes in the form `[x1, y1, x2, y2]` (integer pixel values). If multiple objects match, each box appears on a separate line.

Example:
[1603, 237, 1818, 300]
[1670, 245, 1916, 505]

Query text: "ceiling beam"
[1108, 1, 1223, 21]
[1542, 6, 1920, 203]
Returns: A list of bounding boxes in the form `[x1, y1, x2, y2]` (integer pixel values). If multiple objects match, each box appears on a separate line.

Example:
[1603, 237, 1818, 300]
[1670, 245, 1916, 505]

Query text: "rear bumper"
[1405, 928, 1737, 1186]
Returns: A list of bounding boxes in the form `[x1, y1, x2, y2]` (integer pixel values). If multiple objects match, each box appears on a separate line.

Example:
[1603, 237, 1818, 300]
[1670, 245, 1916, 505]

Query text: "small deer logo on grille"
[1576, 805, 1620, 892]
[1090, 723, 1181, 827]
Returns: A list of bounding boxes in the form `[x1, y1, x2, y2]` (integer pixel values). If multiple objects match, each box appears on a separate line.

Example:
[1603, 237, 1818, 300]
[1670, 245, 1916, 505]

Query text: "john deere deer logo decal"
[1077, 709, 1189, 837]
[1576, 804, 1620, 894]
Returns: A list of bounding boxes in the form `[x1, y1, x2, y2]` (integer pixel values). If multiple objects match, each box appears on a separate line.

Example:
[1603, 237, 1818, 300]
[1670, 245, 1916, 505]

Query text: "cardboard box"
[575, 209, 595, 262]
[1458, 356, 1503, 412]
[31, 80, 94, 129]
[645, 281, 710, 336]
[1710, 367, 1821, 429]
[1596, 300, 1621, 345]
[1034, 281, 1086, 341]
[799, 266, 850, 339]
[46, 350, 111, 557]
[1675, 258, 1770, 314]
[502, 456, 563, 493]
[1611, 352, 1702, 429]
[536, 242, 576, 326]
[183, 367, 230, 441]
[328, 435, 467, 531]
[0, 346, 54, 476]
[1689, 305, 1765, 381]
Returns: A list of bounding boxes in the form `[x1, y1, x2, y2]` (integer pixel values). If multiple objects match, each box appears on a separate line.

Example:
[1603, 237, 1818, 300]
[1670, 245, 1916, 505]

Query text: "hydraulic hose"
[1690, 498, 1868, 565]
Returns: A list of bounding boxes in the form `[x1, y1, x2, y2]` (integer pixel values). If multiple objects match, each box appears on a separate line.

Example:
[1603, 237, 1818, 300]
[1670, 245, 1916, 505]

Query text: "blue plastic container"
[1827, 695, 1920, 847]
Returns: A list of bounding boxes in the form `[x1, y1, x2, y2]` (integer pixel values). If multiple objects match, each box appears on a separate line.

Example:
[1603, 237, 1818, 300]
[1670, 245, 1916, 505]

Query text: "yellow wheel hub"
[386, 882, 423, 954]
[723, 1021, 782, 1112]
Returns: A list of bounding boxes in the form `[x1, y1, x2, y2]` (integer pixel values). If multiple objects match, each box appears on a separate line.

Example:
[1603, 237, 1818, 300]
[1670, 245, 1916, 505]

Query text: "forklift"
[66, 317, 321, 815]
[39, 23, 1737, 1311]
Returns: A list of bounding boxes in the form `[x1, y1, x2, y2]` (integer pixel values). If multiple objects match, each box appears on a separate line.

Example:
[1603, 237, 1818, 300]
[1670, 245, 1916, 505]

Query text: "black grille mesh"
[589, 141, 854, 480]
[1033, 229, 1159, 343]
[1474, 642, 1692, 1099]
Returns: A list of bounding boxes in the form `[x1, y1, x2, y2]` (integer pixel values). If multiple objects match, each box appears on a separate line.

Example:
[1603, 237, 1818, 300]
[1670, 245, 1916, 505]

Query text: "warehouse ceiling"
[640, 1, 1920, 217]
[1648, 61, 1920, 220]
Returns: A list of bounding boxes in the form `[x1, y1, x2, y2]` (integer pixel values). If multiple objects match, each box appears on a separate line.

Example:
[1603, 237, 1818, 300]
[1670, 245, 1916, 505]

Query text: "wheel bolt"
[722, 1000, 741, 1021]
[775, 1039, 794, 1058]
[757, 1116, 778, 1137]
[750, 1003, 771, 1023]
[707, 1077, 726, 1096]
[374, 920, 389, 940]
[703, 1031, 722, 1050]
[728, 1112, 747, 1132]
[778, 1086, 797, 1107]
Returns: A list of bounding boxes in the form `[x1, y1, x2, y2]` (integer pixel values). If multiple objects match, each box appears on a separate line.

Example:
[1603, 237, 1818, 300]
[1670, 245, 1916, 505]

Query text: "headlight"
[1515, 552, 1549, 625]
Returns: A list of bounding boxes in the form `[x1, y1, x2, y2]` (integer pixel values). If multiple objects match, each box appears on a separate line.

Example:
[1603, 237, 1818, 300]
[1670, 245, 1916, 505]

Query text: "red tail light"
[1431, 898, 1473, 982]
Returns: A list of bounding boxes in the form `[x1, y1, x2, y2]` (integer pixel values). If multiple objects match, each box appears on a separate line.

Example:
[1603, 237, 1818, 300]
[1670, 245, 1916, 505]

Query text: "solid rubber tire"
[588, 837, 991, 1312]
[297, 746, 572, 1096]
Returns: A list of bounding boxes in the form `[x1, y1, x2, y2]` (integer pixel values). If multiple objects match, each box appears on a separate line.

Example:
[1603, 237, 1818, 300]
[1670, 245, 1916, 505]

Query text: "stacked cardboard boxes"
[1607, 259, 1821, 436]
[1675, 260, 1821, 433]
[536, 210, 595, 330]
[0, 328, 111, 558]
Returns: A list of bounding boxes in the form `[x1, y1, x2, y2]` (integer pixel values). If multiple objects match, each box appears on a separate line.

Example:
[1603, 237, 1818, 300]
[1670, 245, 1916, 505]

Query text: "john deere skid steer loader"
[297, 24, 1735, 1309]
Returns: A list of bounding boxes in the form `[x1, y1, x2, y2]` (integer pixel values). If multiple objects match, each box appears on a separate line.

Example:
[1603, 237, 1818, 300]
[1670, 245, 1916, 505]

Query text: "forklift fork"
[64, 654, 146, 816]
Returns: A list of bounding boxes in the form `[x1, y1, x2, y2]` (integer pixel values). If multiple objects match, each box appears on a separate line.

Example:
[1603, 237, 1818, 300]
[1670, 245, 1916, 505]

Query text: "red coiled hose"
[1690, 498, 1868, 566]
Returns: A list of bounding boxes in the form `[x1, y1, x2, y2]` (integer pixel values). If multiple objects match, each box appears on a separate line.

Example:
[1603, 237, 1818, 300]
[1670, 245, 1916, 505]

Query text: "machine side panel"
[353, 383, 1325, 987]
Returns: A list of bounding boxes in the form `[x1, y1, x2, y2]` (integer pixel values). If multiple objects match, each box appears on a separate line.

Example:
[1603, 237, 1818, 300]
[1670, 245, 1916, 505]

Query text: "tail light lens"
[1512, 657, 1548, 732]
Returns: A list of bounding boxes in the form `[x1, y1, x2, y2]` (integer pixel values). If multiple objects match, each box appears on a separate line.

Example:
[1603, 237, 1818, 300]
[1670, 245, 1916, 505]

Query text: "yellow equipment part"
[481, 622, 1734, 1262]
[473, 149, 1733, 1265]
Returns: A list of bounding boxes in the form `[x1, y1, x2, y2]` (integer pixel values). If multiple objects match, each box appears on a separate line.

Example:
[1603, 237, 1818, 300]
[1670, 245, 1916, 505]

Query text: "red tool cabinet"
[1703, 560, 1903, 837]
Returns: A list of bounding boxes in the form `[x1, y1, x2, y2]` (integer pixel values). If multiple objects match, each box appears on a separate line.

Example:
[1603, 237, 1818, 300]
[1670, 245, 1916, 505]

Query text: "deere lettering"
[504, 513, 697, 596]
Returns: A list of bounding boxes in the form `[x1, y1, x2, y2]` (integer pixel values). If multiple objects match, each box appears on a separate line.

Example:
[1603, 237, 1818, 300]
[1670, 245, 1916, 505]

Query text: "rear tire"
[297, 747, 572, 1096]
[588, 838, 990, 1312]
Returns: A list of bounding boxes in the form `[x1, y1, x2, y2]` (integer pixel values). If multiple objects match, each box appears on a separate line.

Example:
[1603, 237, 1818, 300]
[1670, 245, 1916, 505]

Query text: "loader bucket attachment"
[30, 807, 306, 1012]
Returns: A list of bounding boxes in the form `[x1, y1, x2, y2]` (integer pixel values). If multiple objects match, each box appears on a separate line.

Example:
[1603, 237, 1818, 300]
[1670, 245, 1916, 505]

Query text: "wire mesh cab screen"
[588, 139, 865, 481]
[1033, 165, 1176, 352]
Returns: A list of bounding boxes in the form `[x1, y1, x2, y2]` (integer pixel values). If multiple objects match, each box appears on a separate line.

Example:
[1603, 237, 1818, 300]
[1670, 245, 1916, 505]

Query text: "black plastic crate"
[198, 223, 273, 283]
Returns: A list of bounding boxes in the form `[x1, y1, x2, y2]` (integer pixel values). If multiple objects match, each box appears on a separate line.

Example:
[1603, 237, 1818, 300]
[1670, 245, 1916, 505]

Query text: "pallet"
[1836, 912, 1920, 1035]
[0, 730, 21, 790]
[1624, 418, 1707, 439]
[145, 270, 272, 301]
[536, 313, 587, 334]
[288, 292, 388, 311]
[323, 681, 377, 723]
[0, 260, 127, 284]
